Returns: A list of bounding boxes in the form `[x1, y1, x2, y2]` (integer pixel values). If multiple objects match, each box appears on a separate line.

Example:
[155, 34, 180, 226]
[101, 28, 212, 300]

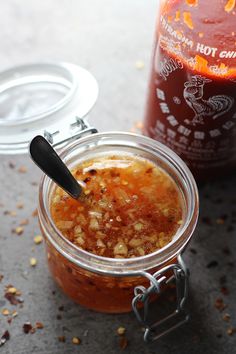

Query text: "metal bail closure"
[43, 117, 98, 147]
[132, 254, 189, 342]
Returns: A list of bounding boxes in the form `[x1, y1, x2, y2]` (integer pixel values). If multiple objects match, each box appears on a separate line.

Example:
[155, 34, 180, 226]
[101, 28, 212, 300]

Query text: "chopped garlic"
[97, 239, 105, 248]
[114, 241, 128, 256]
[89, 218, 99, 230]
[134, 223, 143, 231]
[128, 238, 143, 247]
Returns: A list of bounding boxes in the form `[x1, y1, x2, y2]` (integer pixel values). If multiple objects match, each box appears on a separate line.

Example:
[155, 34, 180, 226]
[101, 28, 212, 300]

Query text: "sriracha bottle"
[144, 0, 236, 180]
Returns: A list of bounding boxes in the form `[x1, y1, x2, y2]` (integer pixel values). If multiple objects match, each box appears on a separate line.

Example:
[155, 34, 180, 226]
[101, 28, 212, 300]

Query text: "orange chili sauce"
[51, 155, 183, 258]
[44, 154, 183, 313]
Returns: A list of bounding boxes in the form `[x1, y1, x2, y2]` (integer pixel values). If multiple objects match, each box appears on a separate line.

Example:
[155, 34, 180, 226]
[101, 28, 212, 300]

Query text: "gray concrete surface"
[0, 1, 236, 353]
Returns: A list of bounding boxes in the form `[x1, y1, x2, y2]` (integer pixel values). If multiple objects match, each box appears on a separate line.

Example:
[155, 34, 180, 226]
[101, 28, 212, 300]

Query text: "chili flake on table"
[51, 155, 183, 258]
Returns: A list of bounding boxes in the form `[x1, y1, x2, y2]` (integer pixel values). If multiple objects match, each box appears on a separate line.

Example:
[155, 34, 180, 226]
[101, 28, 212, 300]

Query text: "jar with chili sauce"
[144, 0, 236, 180]
[0, 62, 198, 341]
[38, 131, 199, 342]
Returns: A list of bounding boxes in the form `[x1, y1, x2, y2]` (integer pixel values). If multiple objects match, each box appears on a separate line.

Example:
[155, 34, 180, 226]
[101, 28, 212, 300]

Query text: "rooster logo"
[183, 75, 234, 126]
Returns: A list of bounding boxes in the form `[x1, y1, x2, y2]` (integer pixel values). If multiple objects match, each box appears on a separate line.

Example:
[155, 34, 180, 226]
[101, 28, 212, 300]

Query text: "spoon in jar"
[29, 135, 83, 199]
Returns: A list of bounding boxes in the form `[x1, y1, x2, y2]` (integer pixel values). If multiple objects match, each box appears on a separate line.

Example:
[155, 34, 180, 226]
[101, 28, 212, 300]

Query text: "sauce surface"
[50, 155, 183, 258]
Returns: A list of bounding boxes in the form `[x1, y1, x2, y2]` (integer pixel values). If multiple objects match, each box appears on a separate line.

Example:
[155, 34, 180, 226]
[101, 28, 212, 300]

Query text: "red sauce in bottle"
[144, 0, 236, 180]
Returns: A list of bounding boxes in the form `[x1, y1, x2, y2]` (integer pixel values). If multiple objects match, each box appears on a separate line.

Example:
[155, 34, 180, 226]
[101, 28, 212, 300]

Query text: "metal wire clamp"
[44, 117, 98, 146]
[132, 254, 189, 342]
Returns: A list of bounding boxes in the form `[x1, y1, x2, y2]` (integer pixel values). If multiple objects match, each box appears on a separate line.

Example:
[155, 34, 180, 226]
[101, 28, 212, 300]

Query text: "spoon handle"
[29, 135, 83, 199]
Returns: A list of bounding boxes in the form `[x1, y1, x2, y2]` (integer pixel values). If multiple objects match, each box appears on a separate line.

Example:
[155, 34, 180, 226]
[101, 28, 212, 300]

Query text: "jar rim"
[38, 131, 199, 276]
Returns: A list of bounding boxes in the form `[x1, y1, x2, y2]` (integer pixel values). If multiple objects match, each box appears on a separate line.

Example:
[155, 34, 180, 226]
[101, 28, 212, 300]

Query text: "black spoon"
[29, 135, 83, 199]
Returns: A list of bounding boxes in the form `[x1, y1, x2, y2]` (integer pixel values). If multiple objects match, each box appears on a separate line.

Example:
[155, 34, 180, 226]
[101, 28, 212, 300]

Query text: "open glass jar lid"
[0, 62, 98, 154]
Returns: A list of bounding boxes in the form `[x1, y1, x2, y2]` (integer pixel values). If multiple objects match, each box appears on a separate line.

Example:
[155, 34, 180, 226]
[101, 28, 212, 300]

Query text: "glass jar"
[144, 0, 236, 181]
[38, 131, 199, 341]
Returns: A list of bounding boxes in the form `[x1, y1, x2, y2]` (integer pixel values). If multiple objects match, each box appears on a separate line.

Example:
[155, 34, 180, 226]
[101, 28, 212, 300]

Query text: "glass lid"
[0, 62, 98, 154]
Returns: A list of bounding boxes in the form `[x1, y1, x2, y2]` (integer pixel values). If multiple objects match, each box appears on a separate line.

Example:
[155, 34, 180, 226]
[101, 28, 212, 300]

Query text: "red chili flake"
[83, 177, 91, 183]
[58, 305, 64, 311]
[227, 327, 236, 336]
[222, 313, 231, 322]
[221, 286, 229, 296]
[0, 274, 3, 282]
[216, 218, 225, 225]
[145, 167, 153, 174]
[18, 166, 27, 173]
[9, 162, 15, 169]
[201, 217, 212, 225]
[222, 247, 231, 255]
[20, 219, 29, 226]
[135, 121, 143, 130]
[5, 292, 19, 305]
[207, 260, 218, 268]
[0, 330, 10, 346]
[35, 322, 44, 329]
[58, 335, 66, 342]
[119, 336, 128, 350]
[57, 314, 62, 320]
[23, 322, 33, 334]
[32, 209, 38, 217]
[4, 287, 23, 305]
[16, 203, 24, 209]
[214, 298, 227, 312]
[88, 169, 97, 176]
